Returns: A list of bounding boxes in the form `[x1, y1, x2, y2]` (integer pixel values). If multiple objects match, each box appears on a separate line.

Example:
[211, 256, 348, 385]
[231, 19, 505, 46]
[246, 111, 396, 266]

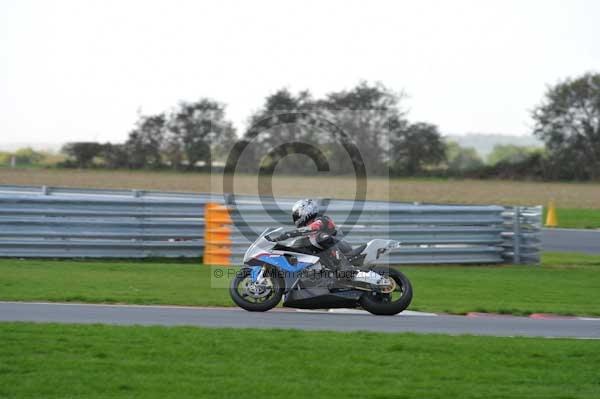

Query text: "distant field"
[1, 323, 599, 399]
[1, 167, 600, 208]
[1, 252, 599, 316]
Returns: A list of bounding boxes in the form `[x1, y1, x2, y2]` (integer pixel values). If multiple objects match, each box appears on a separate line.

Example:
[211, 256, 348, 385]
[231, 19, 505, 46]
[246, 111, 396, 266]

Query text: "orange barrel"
[204, 203, 233, 265]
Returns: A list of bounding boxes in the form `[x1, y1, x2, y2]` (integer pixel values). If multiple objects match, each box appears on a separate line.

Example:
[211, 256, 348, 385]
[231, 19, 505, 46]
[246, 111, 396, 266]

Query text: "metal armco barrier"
[502, 206, 543, 264]
[0, 185, 213, 258]
[0, 185, 542, 264]
[226, 200, 541, 265]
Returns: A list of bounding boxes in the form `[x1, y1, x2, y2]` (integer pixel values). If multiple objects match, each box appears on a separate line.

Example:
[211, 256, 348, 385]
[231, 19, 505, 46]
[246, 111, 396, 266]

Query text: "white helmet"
[291, 199, 319, 227]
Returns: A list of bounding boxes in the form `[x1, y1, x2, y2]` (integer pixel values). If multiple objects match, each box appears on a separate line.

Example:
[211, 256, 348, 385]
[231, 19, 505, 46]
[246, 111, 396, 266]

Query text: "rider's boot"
[322, 248, 356, 281]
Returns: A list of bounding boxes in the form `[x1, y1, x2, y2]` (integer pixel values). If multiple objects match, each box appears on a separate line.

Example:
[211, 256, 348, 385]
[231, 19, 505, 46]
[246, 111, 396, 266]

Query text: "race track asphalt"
[1, 302, 599, 339]
[542, 228, 600, 254]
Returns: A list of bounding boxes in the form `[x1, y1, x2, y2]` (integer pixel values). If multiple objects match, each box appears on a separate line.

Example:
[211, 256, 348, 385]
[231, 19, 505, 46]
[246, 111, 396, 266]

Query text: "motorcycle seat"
[345, 243, 367, 257]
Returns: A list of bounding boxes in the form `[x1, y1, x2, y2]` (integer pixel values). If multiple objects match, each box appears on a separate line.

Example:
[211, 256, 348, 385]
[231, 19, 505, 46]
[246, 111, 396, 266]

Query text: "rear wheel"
[360, 267, 413, 316]
[229, 267, 284, 312]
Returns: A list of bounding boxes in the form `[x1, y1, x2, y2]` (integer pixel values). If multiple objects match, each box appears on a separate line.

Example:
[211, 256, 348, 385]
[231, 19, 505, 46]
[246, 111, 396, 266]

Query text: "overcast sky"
[1, 0, 599, 147]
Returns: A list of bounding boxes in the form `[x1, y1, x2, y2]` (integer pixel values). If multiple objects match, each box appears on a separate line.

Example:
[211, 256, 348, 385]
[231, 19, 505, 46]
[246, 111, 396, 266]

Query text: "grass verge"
[544, 207, 600, 229]
[0, 252, 599, 316]
[1, 323, 599, 399]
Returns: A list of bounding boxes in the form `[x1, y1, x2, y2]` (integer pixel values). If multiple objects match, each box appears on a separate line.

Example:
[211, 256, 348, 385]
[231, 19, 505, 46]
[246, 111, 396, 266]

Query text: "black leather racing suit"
[271, 216, 353, 273]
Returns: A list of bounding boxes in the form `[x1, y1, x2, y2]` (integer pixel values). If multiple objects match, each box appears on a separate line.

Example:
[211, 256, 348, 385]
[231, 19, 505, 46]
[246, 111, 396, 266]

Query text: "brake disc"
[244, 279, 273, 298]
[378, 277, 397, 294]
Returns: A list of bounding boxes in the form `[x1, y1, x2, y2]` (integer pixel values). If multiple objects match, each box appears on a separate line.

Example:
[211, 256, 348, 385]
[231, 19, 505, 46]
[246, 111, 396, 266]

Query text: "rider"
[269, 199, 354, 276]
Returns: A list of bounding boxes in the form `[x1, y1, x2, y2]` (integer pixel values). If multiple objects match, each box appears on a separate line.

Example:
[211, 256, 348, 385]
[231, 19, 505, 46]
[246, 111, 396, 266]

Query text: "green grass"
[405, 252, 600, 316]
[1, 253, 599, 316]
[546, 208, 600, 229]
[0, 260, 229, 307]
[1, 323, 599, 399]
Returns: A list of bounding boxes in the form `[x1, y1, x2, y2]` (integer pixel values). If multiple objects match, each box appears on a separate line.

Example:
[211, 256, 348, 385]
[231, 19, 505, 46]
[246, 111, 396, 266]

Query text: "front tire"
[229, 267, 284, 312]
[360, 267, 413, 316]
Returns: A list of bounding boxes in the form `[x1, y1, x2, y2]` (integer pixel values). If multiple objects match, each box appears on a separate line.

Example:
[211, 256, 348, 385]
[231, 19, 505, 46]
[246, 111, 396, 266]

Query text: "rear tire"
[360, 267, 413, 316]
[229, 267, 284, 312]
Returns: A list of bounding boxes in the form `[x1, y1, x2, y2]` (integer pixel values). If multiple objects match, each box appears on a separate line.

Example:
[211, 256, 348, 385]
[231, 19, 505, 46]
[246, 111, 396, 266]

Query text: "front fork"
[250, 265, 264, 283]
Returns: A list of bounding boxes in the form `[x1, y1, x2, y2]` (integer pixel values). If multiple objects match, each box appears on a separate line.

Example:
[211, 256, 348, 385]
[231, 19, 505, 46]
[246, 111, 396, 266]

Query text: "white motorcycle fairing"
[360, 239, 401, 266]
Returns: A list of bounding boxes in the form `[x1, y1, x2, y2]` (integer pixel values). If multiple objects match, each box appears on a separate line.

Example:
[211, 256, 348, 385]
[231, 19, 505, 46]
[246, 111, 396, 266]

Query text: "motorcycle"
[229, 227, 413, 315]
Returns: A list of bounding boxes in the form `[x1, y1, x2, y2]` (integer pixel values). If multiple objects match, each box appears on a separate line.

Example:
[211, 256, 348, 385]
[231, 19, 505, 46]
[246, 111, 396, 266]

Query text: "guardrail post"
[41, 185, 49, 195]
[513, 206, 521, 264]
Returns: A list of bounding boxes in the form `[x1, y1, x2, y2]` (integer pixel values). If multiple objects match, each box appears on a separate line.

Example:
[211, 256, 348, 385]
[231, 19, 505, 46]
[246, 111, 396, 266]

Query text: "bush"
[14, 148, 44, 165]
[465, 152, 547, 180]
[0, 152, 11, 165]
[62, 142, 104, 168]
[487, 144, 543, 166]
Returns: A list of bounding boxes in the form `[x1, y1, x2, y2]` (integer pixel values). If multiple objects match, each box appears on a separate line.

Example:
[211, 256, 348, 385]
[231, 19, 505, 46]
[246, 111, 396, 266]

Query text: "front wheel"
[360, 267, 413, 316]
[229, 267, 284, 312]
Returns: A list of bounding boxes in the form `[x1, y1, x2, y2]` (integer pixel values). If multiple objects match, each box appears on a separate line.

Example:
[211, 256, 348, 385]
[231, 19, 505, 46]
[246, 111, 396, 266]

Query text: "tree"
[13, 147, 45, 165]
[0, 152, 10, 165]
[0, 148, 45, 166]
[487, 144, 542, 166]
[391, 122, 446, 176]
[126, 114, 167, 169]
[166, 99, 236, 170]
[243, 89, 319, 174]
[241, 83, 408, 176]
[532, 72, 600, 180]
[445, 141, 484, 174]
[62, 142, 104, 168]
[320, 82, 406, 176]
[101, 143, 130, 169]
